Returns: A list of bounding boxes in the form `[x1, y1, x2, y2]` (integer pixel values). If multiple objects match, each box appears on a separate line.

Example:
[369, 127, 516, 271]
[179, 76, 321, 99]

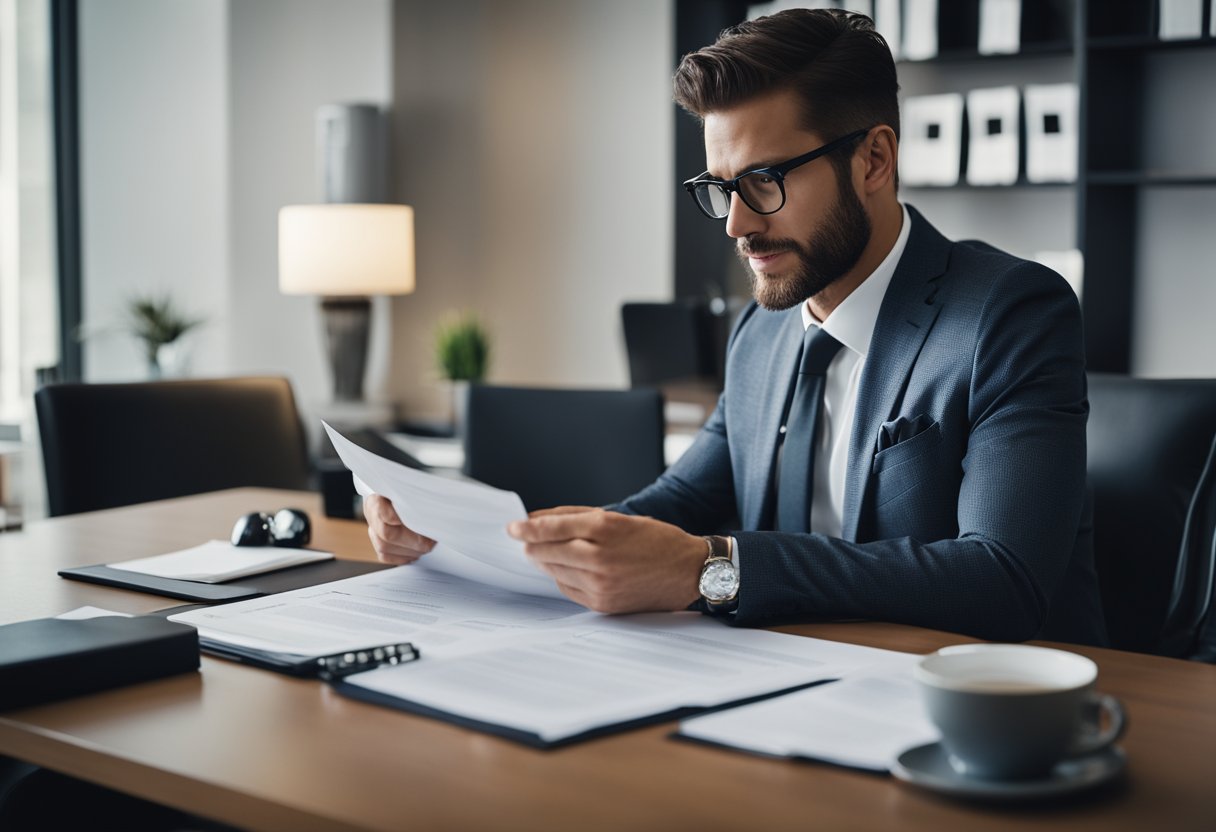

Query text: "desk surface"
[1, 488, 1214, 832]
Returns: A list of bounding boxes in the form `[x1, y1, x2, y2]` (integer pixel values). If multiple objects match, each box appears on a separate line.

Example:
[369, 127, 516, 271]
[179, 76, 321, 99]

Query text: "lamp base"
[321, 297, 371, 402]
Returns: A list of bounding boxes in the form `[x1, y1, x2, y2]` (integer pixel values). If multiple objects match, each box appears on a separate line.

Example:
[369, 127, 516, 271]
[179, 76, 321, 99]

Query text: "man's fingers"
[527, 505, 597, 518]
[509, 509, 616, 543]
[366, 494, 405, 527]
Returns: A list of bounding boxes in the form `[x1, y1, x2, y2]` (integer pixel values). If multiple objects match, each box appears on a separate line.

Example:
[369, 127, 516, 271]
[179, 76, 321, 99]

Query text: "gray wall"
[386, 0, 674, 420]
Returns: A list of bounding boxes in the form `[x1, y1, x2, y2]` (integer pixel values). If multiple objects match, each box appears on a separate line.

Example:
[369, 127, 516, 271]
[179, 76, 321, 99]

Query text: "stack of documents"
[679, 662, 939, 771]
[170, 423, 917, 747]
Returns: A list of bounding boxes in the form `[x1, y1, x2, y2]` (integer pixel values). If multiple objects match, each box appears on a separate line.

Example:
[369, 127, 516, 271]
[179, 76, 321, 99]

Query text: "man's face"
[703, 90, 871, 311]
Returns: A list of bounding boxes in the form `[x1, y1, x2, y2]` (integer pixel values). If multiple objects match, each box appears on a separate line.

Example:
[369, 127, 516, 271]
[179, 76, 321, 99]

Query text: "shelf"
[902, 180, 1074, 191]
[1087, 35, 1216, 53]
[1086, 172, 1216, 187]
[899, 40, 1072, 64]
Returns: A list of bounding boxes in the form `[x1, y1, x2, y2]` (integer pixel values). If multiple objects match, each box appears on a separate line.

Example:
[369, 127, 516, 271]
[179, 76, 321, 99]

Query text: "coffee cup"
[915, 644, 1126, 781]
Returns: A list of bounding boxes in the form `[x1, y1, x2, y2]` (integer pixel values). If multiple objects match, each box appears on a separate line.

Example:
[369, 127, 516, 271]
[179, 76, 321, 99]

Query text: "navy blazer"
[617, 207, 1107, 646]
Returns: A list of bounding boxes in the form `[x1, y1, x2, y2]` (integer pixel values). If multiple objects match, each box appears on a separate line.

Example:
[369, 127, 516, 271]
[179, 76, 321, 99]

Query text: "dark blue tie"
[776, 326, 845, 533]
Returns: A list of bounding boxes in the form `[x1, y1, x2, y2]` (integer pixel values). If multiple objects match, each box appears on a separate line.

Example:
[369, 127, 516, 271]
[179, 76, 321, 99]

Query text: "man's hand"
[363, 494, 436, 565]
[508, 508, 706, 614]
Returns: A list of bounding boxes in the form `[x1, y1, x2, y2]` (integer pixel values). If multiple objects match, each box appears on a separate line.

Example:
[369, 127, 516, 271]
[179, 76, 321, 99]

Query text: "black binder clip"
[313, 643, 420, 681]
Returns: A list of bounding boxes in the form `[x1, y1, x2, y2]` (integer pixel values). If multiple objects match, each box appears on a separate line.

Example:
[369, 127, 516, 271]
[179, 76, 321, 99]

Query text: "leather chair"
[621, 301, 721, 388]
[462, 385, 665, 511]
[35, 377, 311, 516]
[1086, 374, 1216, 659]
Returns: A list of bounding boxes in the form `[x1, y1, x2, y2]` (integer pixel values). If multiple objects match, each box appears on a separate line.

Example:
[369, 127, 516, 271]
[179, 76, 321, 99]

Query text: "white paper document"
[340, 612, 912, 744]
[678, 661, 940, 771]
[169, 563, 588, 658]
[107, 540, 333, 583]
[324, 422, 562, 599]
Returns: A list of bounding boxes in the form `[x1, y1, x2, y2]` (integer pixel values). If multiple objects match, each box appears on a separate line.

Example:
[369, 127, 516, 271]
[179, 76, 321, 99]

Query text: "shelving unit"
[674, 0, 1216, 376]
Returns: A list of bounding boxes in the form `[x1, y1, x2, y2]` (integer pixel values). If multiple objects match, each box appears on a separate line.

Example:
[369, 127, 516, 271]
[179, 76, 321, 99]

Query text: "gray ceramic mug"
[915, 644, 1126, 781]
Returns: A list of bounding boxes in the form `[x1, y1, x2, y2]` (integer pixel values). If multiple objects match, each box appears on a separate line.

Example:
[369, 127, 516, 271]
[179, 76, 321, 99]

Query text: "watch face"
[699, 559, 739, 602]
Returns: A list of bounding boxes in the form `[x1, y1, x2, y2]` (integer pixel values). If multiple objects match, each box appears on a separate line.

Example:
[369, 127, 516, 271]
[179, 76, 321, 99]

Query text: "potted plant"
[127, 294, 205, 379]
[434, 312, 490, 436]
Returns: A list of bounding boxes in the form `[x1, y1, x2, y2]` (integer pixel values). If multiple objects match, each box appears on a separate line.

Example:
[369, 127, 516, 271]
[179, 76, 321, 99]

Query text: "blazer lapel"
[742, 309, 806, 531]
[841, 206, 949, 541]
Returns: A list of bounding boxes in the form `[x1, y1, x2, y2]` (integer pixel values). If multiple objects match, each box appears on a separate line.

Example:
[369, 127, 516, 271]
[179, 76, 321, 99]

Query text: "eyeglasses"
[682, 128, 871, 220]
[231, 508, 312, 548]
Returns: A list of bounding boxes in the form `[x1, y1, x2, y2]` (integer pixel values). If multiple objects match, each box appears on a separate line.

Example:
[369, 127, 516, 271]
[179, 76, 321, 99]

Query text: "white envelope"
[978, 0, 1021, 55]
[902, 0, 938, 60]
[1024, 83, 1078, 183]
[966, 86, 1020, 186]
[900, 93, 965, 187]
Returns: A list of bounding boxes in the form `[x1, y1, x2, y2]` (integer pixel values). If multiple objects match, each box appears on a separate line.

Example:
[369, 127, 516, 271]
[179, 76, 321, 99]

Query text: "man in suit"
[365, 8, 1107, 646]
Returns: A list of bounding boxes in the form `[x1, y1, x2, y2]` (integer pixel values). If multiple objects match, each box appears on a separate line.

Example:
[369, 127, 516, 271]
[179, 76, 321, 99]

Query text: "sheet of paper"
[678, 661, 940, 772]
[342, 612, 913, 743]
[107, 540, 334, 583]
[325, 421, 562, 599]
[169, 563, 589, 657]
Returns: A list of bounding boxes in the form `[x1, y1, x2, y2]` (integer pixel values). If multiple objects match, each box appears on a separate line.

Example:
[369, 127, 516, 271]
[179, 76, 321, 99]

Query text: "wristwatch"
[698, 535, 739, 614]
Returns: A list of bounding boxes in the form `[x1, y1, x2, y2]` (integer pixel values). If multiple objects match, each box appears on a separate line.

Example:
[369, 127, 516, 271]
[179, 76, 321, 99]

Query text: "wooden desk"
[1, 488, 1213, 831]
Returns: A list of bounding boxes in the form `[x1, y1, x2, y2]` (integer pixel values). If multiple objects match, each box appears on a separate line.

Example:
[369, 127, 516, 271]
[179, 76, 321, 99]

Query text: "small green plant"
[127, 294, 205, 364]
[434, 312, 490, 381]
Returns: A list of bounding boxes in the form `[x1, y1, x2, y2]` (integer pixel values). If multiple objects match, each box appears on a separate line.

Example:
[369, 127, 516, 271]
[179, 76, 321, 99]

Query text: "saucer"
[890, 742, 1126, 801]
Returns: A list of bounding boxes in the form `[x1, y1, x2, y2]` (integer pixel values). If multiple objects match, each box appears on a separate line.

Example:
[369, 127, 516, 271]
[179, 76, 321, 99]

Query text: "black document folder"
[0, 615, 200, 710]
[59, 558, 392, 603]
[330, 679, 825, 750]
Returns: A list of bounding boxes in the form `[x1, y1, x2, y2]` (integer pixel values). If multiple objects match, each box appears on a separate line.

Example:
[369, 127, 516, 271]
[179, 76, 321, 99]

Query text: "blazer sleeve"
[609, 394, 738, 533]
[731, 264, 1091, 643]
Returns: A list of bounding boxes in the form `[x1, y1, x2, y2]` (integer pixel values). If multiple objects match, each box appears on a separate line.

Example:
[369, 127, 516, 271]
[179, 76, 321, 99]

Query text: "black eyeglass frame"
[682, 127, 873, 220]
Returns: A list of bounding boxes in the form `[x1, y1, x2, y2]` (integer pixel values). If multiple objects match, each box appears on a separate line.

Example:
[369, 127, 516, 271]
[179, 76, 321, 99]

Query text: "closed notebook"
[0, 615, 200, 710]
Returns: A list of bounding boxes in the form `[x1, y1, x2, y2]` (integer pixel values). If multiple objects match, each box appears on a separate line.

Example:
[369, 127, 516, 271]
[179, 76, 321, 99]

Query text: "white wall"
[389, 0, 674, 419]
[226, 0, 393, 412]
[79, 0, 392, 414]
[80, 0, 230, 381]
[79, 0, 674, 428]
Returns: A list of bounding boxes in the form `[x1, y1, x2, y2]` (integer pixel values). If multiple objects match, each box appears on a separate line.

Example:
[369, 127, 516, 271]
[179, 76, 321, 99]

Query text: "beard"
[737, 174, 872, 312]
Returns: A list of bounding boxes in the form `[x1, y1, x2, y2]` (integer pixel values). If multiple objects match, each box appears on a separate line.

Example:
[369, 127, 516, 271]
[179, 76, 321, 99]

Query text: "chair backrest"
[462, 385, 665, 511]
[1086, 373, 1216, 656]
[621, 301, 718, 388]
[36, 377, 311, 517]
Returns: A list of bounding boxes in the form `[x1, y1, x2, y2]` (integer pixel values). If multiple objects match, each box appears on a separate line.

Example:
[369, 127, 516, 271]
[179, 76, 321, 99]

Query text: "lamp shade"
[278, 203, 415, 296]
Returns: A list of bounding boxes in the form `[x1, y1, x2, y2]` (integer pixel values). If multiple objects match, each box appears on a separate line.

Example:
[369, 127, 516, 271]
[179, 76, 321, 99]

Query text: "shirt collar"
[800, 202, 912, 358]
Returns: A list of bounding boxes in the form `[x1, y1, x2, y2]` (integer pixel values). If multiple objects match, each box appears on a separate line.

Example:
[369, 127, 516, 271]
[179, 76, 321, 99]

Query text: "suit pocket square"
[873, 416, 943, 473]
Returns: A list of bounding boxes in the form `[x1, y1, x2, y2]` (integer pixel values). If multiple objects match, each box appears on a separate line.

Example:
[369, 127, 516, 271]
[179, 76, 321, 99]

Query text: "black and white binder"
[1159, 0, 1204, 40]
[979, 0, 1021, 54]
[1024, 83, 1078, 183]
[966, 86, 1020, 186]
[900, 93, 965, 186]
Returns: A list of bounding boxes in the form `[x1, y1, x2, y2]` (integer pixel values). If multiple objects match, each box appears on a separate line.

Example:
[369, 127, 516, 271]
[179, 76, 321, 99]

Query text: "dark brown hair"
[673, 8, 900, 179]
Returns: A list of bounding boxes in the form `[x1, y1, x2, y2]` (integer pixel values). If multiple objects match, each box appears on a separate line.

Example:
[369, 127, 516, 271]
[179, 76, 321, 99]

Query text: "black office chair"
[462, 385, 665, 511]
[621, 300, 720, 388]
[35, 377, 311, 516]
[1086, 374, 1216, 659]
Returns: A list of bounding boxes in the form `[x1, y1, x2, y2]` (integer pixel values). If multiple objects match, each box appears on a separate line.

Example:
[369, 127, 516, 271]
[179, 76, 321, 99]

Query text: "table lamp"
[278, 203, 415, 402]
